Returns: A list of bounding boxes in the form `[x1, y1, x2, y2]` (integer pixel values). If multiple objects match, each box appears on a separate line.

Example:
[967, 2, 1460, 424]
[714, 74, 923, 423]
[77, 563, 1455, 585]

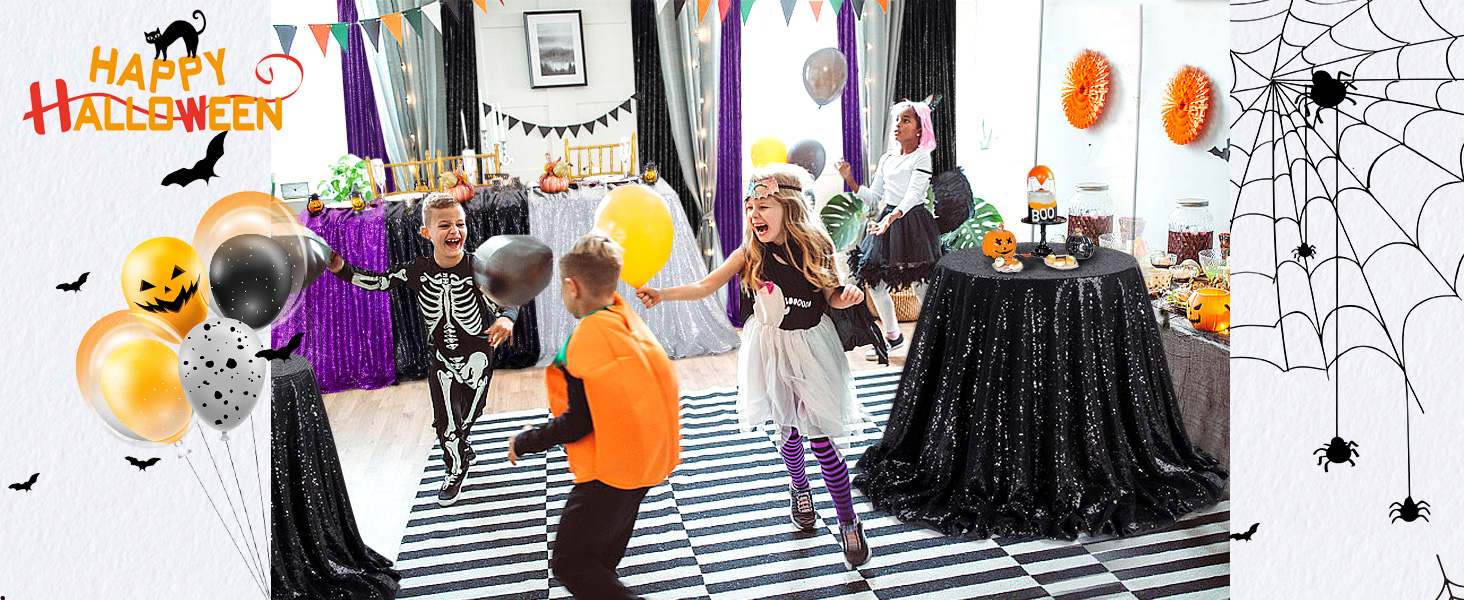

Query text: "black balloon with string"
[210, 234, 294, 329]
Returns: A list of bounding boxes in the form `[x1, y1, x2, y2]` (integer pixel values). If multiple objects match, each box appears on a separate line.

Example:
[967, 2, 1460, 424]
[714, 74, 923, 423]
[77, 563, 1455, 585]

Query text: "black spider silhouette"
[1299, 70, 1357, 125]
[1439, 556, 1464, 600]
[1293, 242, 1317, 260]
[1314, 436, 1358, 471]
[1390, 495, 1430, 523]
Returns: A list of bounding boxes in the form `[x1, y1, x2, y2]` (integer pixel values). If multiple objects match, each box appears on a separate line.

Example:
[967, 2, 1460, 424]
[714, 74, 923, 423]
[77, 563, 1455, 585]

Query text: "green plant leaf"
[941, 198, 1005, 250]
[820, 193, 868, 252]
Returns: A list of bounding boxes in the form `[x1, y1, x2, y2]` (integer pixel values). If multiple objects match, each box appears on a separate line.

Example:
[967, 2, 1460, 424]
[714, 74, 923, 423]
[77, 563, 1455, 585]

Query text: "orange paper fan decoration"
[1162, 66, 1211, 145]
[1061, 50, 1110, 129]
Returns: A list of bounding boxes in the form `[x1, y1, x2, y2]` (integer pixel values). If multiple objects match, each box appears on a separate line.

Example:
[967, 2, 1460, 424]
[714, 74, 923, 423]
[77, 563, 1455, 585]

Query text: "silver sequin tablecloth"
[526, 180, 740, 366]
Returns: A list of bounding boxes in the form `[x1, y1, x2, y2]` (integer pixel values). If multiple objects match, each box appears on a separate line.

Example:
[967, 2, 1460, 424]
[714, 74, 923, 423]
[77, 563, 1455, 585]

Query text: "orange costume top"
[520, 294, 681, 490]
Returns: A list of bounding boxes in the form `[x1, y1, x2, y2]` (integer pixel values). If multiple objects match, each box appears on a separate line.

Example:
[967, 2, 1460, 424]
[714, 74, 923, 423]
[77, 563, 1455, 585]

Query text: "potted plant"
[317, 154, 375, 205]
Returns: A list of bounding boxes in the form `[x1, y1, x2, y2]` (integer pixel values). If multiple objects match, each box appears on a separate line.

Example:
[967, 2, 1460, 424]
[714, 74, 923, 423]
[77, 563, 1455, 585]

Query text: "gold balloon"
[100, 339, 192, 443]
[122, 237, 210, 343]
[77, 311, 162, 442]
[594, 185, 674, 288]
[750, 136, 788, 169]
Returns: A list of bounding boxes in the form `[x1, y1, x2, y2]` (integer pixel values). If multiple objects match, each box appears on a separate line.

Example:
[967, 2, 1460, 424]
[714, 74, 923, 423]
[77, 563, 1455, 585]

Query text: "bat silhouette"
[57, 272, 89, 292]
[161, 131, 227, 187]
[126, 457, 161, 471]
[1207, 138, 1231, 161]
[1230, 522, 1259, 541]
[256, 332, 304, 361]
[8, 472, 38, 491]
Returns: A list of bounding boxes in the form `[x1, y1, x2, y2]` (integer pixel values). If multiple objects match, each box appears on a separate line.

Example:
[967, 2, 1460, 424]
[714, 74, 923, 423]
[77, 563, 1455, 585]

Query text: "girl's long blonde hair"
[739, 164, 842, 293]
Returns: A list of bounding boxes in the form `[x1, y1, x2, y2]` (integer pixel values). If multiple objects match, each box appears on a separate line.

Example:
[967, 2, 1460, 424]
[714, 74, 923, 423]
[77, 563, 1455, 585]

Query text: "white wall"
[476, 0, 638, 182]
[958, 0, 1230, 245]
[269, 1, 348, 194]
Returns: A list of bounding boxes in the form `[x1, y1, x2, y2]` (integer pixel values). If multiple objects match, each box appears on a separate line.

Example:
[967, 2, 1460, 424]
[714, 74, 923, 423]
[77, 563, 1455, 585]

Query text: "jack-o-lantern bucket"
[982, 224, 1017, 259]
[1186, 287, 1230, 332]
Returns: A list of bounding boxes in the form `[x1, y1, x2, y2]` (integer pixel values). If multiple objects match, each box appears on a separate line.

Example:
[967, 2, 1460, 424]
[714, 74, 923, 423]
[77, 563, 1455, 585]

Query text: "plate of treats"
[1044, 254, 1079, 270]
[993, 255, 1024, 273]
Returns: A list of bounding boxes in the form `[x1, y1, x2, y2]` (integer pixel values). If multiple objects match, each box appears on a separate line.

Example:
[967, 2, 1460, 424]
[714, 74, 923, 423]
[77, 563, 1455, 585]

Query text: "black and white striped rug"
[395, 368, 1229, 599]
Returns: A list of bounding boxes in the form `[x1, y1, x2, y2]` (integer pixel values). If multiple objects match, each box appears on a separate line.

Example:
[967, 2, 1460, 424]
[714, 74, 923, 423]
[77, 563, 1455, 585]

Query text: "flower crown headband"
[746, 176, 803, 200]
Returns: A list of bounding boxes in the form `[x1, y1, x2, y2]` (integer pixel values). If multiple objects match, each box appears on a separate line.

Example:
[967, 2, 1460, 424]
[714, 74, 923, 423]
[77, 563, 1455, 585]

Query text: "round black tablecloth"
[855, 245, 1227, 540]
[271, 355, 400, 599]
[383, 188, 541, 381]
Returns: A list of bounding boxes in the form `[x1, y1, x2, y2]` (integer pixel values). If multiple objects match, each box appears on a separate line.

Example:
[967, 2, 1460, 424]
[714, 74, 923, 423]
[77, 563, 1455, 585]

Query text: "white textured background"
[1, 1, 274, 598]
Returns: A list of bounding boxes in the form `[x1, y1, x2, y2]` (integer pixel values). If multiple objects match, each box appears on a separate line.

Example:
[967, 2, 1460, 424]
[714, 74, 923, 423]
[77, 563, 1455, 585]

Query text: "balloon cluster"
[77, 192, 332, 445]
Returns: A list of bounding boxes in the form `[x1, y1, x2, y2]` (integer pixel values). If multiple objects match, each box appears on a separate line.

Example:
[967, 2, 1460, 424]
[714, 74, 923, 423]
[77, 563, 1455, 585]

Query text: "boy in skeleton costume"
[328, 194, 517, 506]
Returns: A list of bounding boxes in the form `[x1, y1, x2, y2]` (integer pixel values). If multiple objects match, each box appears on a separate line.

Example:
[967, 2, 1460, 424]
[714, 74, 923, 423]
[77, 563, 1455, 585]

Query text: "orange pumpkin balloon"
[982, 224, 1017, 258]
[1186, 287, 1230, 332]
[121, 237, 209, 344]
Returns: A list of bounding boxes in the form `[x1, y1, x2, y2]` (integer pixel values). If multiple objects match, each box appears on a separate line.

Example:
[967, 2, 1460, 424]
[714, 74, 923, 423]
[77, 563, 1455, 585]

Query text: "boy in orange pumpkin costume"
[507, 231, 680, 600]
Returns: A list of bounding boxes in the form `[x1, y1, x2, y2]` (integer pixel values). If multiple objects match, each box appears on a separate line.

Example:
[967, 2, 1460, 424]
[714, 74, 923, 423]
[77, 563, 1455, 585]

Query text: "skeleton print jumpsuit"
[335, 254, 518, 475]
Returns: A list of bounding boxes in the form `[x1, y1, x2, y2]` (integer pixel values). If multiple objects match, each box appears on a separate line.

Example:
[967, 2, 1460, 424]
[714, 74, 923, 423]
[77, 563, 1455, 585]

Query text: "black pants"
[427, 350, 495, 474]
[553, 480, 651, 600]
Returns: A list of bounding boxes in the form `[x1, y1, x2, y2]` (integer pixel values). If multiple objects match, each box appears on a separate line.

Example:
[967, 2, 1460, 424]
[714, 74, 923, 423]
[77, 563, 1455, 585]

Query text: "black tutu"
[849, 205, 943, 290]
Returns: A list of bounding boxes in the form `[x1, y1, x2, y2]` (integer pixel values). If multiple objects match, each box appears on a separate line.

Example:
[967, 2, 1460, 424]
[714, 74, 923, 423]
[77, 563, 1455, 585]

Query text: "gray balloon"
[179, 318, 265, 433]
[802, 48, 848, 107]
[472, 235, 554, 307]
[787, 139, 827, 178]
[274, 227, 331, 292]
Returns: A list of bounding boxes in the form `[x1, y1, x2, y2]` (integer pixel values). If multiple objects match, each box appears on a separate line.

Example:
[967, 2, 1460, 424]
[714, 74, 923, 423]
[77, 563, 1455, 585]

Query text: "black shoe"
[865, 334, 904, 361]
[463, 443, 477, 466]
[438, 468, 467, 507]
[790, 486, 818, 531]
[839, 520, 871, 566]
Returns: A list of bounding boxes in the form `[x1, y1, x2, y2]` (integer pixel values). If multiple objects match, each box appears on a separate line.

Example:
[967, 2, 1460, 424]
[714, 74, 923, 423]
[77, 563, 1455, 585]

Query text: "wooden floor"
[322, 321, 917, 561]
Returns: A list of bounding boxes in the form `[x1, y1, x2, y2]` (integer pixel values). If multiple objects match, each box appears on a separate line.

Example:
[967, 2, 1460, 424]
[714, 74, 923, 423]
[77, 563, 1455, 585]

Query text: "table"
[270, 355, 399, 599]
[854, 245, 1227, 540]
[525, 180, 739, 366]
[1156, 303, 1229, 470]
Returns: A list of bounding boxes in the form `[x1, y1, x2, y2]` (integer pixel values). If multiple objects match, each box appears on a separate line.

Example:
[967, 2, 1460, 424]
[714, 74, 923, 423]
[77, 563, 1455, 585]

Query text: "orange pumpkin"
[306, 193, 324, 215]
[449, 182, 474, 202]
[350, 190, 366, 212]
[1186, 287, 1230, 332]
[982, 224, 1017, 258]
[539, 173, 569, 193]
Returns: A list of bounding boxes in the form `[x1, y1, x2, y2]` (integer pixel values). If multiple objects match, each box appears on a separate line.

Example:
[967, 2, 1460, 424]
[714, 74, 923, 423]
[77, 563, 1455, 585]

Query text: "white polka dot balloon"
[179, 317, 266, 434]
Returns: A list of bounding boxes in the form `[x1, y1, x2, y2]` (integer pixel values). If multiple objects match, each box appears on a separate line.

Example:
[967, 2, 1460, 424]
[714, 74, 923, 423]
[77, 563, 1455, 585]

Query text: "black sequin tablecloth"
[383, 187, 542, 380]
[855, 245, 1227, 540]
[271, 355, 400, 599]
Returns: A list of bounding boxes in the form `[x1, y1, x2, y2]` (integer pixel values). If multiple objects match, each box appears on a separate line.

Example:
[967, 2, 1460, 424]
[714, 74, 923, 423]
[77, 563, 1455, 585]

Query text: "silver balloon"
[179, 318, 266, 433]
[472, 235, 555, 308]
[802, 48, 848, 107]
[787, 139, 827, 178]
[274, 227, 331, 291]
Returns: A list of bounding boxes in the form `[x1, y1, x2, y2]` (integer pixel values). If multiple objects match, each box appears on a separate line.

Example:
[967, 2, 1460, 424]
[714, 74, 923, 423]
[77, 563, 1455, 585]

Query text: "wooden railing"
[563, 132, 637, 180]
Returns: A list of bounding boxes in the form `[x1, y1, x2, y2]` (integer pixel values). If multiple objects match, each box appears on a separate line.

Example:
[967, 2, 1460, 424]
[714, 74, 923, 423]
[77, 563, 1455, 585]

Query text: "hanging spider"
[1390, 495, 1430, 523]
[1314, 436, 1358, 471]
[1298, 70, 1357, 125]
[1293, 241, 1318, 260]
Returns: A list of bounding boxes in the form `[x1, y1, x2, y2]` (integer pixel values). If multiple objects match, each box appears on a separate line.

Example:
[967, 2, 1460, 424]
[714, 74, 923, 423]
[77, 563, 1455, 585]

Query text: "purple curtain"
[717, 0, 744, 326]
[339, 0, 393, 191]
[838, 5, 863, 188]
[272, 208, 397, 394]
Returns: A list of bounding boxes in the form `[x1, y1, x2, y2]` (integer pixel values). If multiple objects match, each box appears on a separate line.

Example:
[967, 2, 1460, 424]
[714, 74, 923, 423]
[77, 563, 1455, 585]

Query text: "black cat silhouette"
[145, 10, 206, 61]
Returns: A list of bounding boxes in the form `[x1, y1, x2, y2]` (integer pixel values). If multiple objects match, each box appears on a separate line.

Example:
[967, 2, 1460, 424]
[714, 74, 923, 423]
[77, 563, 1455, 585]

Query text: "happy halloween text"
[21, 47, 303, 135]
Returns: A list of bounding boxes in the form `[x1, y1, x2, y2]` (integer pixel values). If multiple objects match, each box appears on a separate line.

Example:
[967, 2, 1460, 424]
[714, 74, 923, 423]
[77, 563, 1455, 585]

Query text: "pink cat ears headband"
[746, 177, 803, 200]
[892, 94, 941, 151]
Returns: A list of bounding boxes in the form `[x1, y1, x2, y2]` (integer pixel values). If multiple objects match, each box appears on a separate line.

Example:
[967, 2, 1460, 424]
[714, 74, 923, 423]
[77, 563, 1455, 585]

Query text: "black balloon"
[472, 235, 554, 307]
[787, 139, 827, 179]
[210, 234, 294, 329]
[274, 228, 332, 292]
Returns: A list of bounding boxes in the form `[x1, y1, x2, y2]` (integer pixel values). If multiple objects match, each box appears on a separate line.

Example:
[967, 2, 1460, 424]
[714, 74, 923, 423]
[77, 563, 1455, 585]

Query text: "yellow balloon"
[594, 185, 673, 288]
[750, 136, 788, 168]
[122, 237, 210, 343]
[100, 339, 193, 443]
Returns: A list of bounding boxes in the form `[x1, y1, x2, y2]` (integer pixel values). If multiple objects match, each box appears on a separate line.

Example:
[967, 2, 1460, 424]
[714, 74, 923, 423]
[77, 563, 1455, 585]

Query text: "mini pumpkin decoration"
[349, 189, 366, 212]
[1186, 287, 1230, 332]
[539, 153, 572, 193]
[982, 223, 1017, 259]
[306, 193, 324, 216]
[440, 170, 475, 202]
[643, 161, 659, 184]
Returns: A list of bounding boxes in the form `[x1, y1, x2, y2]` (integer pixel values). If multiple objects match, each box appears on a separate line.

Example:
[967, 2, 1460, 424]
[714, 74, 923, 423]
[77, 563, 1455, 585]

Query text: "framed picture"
[523, 10, 587, 88]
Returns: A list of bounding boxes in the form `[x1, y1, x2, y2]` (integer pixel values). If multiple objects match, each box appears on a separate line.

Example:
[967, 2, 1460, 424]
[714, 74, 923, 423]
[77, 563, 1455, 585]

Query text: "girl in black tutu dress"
[837, 99, 943, 359]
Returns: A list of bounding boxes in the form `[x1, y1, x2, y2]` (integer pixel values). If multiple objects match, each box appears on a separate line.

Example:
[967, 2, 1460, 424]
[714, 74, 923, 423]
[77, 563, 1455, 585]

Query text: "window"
[740, 2, 843, 183]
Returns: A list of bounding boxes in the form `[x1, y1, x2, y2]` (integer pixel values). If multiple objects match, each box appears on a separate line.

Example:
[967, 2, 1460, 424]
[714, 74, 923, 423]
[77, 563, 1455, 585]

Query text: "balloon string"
[201, 425, 267, 583]
[223, 435, 269, 588]
[184, 452, 268, 595]
[249, 415, 270, 597]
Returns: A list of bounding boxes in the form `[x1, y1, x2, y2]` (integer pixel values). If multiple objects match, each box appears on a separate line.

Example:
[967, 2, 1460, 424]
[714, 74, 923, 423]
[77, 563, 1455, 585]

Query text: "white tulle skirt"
[738, 316, 864, 439]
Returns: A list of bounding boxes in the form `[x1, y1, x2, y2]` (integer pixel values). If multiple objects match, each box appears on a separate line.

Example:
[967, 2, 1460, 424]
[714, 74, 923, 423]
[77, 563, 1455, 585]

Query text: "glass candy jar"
[1067, 182, 1115, 238]
[1167, 199, 1215, 264]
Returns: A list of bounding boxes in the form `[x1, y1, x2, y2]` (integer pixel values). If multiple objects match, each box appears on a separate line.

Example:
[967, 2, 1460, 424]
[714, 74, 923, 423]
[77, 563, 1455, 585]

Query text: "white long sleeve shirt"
[854, 148, 933, 217]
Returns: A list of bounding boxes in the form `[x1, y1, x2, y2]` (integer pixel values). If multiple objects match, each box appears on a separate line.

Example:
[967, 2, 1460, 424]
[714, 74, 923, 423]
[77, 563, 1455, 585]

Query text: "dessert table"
[855, 244, 1227, 540]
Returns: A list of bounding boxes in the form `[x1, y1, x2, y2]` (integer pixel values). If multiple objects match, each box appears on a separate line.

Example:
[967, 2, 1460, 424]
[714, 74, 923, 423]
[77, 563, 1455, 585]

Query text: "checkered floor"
[395, 369, 1230, 599]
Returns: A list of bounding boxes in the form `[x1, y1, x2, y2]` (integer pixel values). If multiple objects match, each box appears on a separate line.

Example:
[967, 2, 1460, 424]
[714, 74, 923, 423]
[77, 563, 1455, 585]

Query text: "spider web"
[1230, 0, 1464, 497]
